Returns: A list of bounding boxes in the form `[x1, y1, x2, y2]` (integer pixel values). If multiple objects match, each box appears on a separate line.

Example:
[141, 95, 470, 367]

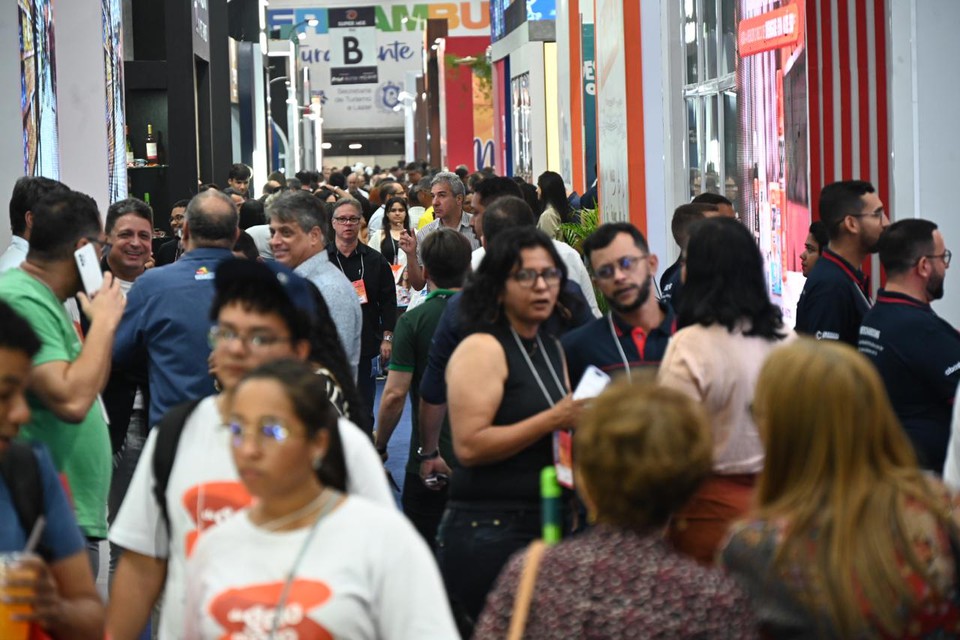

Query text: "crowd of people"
[1, 162, 960, 640]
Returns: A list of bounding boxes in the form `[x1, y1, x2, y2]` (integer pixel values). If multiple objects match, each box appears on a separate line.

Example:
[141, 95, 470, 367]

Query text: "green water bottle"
[541, 466, 561, 545]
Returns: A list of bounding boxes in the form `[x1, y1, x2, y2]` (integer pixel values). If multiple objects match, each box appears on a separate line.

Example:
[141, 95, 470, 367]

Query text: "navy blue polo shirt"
[795, 247, 871, 346]
[858, 289, 960, 472]
[561, 302, 676, 387]
[659, 258, 683, 309]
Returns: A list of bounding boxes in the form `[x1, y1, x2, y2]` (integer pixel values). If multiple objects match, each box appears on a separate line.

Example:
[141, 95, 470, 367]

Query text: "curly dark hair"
[460, 227, 579, 334]
[678, 217, 786, 340]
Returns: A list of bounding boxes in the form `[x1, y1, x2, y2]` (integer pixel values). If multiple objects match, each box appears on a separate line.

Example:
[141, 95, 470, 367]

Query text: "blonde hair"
[575, 382, 712, 531]
[752, 339, 953, 636]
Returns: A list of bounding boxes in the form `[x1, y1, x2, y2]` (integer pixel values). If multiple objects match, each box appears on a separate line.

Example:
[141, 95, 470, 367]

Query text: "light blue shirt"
[0, 236, 29, 273]
[295, 250, 363, 382]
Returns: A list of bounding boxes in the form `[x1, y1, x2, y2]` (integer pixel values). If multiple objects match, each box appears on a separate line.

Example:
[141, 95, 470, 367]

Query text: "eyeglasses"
[849, 210, 885, 220]
[225, 421, 298, 448]
[593, 255, 646, 281]
[85, 237, 112, 253]
[511, 267, 563, 288]
[923, 249, 952, 267]
[333, 216, 362, 225]
[208, 326, 292, 351]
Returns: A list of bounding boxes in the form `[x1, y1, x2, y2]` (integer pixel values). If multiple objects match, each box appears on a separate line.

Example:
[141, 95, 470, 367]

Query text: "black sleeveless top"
[449, 322, 568, 503]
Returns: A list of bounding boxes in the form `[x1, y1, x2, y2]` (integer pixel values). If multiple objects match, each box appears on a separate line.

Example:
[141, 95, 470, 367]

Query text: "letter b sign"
[344, 37, 363, 64]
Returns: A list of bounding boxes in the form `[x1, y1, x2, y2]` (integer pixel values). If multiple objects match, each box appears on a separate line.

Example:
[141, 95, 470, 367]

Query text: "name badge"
[352, 279, 369, 304]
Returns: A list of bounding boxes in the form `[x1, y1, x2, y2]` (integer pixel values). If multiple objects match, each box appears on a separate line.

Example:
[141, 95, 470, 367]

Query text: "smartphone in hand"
[74, 243, 103, 295]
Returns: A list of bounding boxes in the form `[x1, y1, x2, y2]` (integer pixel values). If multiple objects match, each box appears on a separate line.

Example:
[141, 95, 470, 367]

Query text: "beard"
[927, 273, 945, 301]
[606, 276, 652, 315]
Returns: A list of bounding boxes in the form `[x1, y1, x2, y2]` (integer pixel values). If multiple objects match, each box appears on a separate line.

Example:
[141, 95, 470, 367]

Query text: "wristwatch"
[416, 446, 440, 461]
[383, 334, 393, 342]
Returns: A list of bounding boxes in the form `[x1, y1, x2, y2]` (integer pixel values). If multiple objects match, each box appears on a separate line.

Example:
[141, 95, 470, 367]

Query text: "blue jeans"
[436, 502, 541, 632]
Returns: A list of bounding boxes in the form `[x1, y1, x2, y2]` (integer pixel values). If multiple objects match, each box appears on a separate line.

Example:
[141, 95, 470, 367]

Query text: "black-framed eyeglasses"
[208, 326, 292, 350]
[511, 267, 562, 288]
[593, 255, 647, 281]
[85, 237, 112, 253]
[332, 216, 362, 225]
[849, 210, 885, 220]
[922, 249, 952, 267]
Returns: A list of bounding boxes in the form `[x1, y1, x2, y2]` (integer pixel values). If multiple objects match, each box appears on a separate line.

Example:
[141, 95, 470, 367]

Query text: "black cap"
[214, 258, 317, 317]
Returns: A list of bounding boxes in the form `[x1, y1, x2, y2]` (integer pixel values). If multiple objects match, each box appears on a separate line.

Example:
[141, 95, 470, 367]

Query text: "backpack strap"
[0, 442, 46, 557]
[152, 398, 203, 537]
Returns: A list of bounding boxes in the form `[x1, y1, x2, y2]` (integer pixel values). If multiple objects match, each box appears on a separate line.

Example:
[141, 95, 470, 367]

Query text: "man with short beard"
[858, 219, 959, 473]
[561, 222, 675, 387]
[796, 180, 889, 345]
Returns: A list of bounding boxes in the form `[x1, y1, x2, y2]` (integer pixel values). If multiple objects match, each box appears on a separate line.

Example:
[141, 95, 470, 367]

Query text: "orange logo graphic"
[208, 579, 333, 639]
[182, 481, 252, 556]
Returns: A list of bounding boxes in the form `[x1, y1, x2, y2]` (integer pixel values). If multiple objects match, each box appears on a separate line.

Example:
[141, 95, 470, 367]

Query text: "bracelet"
[416, 446, 439, 461]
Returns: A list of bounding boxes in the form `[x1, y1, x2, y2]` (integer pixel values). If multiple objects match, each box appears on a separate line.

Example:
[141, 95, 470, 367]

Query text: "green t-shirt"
[0, 269, 111, 538]
[389, 289, 457, 476]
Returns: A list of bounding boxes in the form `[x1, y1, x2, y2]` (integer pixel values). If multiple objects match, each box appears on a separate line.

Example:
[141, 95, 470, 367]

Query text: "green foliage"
[559, 206, 609, 314]
[444, 54, 492, 99]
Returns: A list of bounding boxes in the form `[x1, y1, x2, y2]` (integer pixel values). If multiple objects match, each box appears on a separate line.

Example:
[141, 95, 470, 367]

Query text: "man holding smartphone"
[0, 188, 126, 579]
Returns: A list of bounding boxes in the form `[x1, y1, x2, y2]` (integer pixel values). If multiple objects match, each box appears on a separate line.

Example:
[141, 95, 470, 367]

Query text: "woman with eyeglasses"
[185, 359, 458, 639]
[657, 216, 792, 565]
[439, 226, 586, 633]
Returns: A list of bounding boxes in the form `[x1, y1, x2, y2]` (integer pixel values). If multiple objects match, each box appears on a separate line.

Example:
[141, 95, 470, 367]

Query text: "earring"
[312, 455, 324, 471]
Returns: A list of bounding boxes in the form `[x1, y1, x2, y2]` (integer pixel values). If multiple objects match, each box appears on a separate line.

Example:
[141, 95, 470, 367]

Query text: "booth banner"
[594, 0, 629, 220]
[328, 7, 378, 85]
[581, 23, 596, 188]
[269, 3, 489, 132]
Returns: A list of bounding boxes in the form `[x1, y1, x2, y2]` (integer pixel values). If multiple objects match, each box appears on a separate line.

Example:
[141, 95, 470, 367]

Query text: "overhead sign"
[328, 7, 378, 85]
[738, 3, 803, 57]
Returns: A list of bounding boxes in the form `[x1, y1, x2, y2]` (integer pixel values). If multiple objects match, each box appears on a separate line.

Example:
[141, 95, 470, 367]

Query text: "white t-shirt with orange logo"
[110, 396, 395, 640]
[185, 497, 458, 640]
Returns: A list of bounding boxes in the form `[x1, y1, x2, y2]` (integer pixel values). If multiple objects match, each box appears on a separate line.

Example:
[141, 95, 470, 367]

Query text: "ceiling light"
[348, 143, 362, 150]
[297, 32, 306, 40]
[321, 142, 332, 149]
[307, 18, 319, 27]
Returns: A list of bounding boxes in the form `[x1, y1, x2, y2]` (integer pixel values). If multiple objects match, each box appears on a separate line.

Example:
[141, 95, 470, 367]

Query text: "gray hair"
[185, 190, 238, 245]
[331, 197, 363, 220]
[267, 190, 329, 233]
[430, 171, 465, 197]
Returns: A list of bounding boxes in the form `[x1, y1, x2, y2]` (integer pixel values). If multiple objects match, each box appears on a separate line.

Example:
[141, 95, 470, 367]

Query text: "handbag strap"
[507, 541, 547, 640]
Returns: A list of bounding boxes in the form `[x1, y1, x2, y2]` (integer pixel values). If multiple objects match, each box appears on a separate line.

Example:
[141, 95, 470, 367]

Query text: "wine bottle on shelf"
[125, 126, 134, 166]
[145, 124, 158, 166]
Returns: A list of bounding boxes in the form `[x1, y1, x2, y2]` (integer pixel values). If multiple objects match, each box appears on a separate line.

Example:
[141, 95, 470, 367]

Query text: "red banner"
[738, 4, 803, 57]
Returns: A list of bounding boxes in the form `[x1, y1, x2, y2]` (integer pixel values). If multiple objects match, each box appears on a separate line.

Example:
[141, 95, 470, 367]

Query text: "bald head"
[184, 189, 239, 249]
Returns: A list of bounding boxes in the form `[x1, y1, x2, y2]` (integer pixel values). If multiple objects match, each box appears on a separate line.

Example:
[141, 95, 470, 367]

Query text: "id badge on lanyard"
[351, 279, 369, 304]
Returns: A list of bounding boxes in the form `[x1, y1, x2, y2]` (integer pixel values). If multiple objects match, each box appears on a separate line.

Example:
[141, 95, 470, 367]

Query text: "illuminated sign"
[738, 3, 802, 58]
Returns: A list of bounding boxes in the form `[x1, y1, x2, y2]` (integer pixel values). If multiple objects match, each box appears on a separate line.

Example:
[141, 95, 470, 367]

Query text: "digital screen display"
[103, 0, 127, 202]
[19, 0, 60, 178]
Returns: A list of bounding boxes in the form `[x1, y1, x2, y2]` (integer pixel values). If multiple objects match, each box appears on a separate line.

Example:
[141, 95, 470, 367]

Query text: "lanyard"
[607, 313, 633, 384]
[269, 489, 342, 639]
[509, 327, 567, 407]
[335, 250, 364, 281]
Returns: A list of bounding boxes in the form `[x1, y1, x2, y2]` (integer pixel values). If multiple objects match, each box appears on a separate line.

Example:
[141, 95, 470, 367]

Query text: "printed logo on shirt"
[182, 481, 252, 556]
[195, 266, 215, 281]
[208, 579, 333, 639]
[946, 362, 960, 377]
[859, 326, 881, 340]
[815, 331, 840, 341]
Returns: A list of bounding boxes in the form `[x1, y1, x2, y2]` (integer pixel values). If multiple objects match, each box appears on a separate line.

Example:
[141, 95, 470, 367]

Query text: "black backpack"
[0, 442, 48, 558]
[151, 398, 203, 536]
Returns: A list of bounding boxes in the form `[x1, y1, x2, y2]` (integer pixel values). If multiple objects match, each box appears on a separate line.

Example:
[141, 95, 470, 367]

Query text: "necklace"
[268, 488, 343, 640]
[258, 488, 333, 532]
